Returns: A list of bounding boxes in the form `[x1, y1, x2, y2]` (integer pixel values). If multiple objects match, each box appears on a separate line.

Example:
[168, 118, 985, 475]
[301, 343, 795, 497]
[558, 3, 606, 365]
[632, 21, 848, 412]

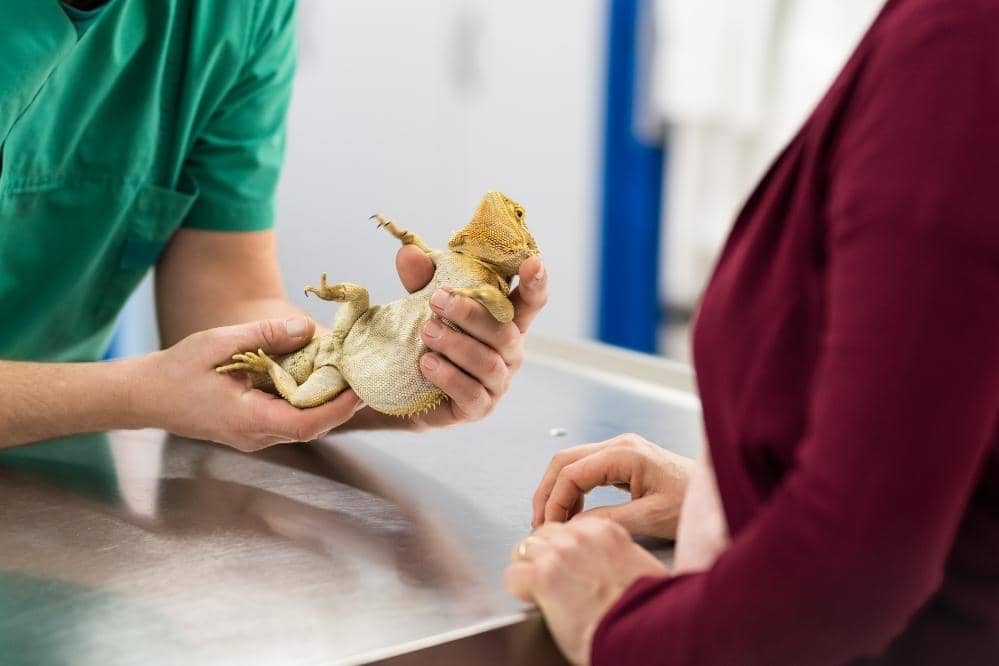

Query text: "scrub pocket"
[97, 183, 196, 321]
[0, 173, 197, 360]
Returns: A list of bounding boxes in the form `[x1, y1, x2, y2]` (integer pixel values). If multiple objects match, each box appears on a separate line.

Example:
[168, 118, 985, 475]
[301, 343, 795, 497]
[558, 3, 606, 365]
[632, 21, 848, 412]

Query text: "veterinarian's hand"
[394, 245, 548, 427]
[145, 317, 365, 451]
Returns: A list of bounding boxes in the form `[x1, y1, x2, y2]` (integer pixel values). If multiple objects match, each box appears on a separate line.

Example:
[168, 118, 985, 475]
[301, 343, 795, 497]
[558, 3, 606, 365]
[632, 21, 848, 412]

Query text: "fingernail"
[421, 354, 439, 371]
[285, 317, 309, 337]
[423, 320, 445, 339]
[352, 399, 367, 413]
[430, 290, 452, 312]
[533, 262, 545, 284]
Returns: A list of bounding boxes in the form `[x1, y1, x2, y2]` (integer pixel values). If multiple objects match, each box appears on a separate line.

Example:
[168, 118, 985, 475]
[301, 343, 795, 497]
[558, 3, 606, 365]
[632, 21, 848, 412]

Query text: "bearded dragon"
[216, 190, 539, 416]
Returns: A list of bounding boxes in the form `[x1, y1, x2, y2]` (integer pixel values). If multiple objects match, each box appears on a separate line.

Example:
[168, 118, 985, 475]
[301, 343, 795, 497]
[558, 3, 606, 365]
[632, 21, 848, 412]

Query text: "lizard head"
[448, 190, 539, 279]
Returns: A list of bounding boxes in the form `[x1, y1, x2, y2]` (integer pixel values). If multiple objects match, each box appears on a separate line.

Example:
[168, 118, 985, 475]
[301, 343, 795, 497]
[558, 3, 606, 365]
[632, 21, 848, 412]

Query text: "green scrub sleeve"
[180, 0, 297, 232]
[0, 1, 76, 143]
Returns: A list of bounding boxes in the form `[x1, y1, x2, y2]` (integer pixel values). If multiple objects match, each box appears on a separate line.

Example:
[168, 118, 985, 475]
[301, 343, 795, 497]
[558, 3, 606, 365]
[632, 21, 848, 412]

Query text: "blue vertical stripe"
[597, 0, 665, 353]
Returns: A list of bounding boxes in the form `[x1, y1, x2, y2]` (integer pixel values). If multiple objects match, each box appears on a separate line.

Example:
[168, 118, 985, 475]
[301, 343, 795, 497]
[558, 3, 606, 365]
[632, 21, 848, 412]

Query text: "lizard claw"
[304, 273, 330, 298]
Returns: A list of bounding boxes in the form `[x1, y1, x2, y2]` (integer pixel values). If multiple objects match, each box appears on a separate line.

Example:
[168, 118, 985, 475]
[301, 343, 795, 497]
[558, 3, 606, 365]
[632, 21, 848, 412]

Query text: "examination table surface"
[0, 340, 702, 665]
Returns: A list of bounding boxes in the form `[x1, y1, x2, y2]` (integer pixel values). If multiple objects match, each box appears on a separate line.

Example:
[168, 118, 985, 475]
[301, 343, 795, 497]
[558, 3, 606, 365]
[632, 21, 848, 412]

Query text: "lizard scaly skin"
[216, 190, 539, 416]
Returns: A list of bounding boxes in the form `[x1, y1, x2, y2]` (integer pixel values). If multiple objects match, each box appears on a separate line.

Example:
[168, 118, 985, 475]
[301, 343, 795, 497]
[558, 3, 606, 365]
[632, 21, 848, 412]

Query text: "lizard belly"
[339, 300, 439, 415]
[338, 254, 503, 416]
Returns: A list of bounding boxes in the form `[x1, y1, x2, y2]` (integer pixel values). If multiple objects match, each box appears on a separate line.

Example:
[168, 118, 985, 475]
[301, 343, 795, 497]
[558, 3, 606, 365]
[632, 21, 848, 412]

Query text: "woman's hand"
[141, 316, 365, 451]
[532, 433, 694, 539]
[505, 518, 669, 666]
[394, 245, 548, 427]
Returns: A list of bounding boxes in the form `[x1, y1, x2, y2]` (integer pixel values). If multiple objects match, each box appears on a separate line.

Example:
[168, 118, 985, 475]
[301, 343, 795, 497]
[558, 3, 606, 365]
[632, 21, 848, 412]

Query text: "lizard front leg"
[448, 285, 515, 324]
[369, 214, 433, 254]
[304, 275, 370, 340]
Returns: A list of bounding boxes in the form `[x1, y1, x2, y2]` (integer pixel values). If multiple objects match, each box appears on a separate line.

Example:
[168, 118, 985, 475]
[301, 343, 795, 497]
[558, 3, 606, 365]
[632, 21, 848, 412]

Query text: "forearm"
[158, 295, 309, 347]
[0, 357, 153, 448]
[154, 227, 310, 346]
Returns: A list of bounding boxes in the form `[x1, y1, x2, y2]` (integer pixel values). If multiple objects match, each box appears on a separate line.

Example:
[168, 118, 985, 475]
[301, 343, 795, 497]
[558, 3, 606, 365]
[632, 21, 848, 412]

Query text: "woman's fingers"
[567, 494, 585, 521]
[542, 448, 639, 524]
[531, 441, 611, 528]
[503, 561, 537, 603]
[575, 496, 672, 537]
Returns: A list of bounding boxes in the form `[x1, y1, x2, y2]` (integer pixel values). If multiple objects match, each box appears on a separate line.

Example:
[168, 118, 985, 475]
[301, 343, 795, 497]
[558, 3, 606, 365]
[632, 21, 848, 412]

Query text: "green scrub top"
[61, 3, 107, 37]
[0, 0, 296, 362]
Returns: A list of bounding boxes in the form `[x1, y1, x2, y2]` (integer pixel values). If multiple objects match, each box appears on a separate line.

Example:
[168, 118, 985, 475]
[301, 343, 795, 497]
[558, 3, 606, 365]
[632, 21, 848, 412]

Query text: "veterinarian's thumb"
[396, 244, 435, 293]
[222, 317, 317, 356]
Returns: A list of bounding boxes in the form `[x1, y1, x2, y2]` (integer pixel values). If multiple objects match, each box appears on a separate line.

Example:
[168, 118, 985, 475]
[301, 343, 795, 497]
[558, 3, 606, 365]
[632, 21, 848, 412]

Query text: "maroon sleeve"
[592, 12, 999, 666]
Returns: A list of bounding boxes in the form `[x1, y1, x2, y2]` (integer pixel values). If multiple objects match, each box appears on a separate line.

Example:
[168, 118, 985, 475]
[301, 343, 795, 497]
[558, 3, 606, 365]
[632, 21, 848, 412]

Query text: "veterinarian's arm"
[155, 229, 311, 346]
[345, 246, 549, 430]
[0, 230, 361, 450]
[0, 316, 363, 450]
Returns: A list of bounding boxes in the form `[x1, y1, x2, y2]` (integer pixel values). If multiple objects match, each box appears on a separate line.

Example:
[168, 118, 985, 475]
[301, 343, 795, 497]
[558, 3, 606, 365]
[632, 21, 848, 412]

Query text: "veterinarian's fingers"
[208, 317, 317, 363]
[248, 389, 365, 445]
[396, 245, 435, 293]
[429, 290, 524, 367]
[419, 353, 493, 420]
[510, 256, 547, 333]
[421, 319, 510, 395]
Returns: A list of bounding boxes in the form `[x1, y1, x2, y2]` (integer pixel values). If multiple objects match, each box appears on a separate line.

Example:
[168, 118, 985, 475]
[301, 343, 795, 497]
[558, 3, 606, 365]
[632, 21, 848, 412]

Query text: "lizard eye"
[515, 209, 523, 218]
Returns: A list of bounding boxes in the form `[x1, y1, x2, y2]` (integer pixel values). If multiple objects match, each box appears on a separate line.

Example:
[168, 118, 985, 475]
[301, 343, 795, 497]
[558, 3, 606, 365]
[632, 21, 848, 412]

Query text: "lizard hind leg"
[217, 349, 303, 403]
[220, 349, 348, 409]
[256, 338, 321, 389]
[217, 339, 320, 392]
[288, 366, 349, 409]
[449, 286, 515, 323]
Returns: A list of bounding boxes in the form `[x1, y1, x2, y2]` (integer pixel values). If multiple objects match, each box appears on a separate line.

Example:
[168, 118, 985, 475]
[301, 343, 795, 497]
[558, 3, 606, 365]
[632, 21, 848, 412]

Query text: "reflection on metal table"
[0, 338, 702, 665]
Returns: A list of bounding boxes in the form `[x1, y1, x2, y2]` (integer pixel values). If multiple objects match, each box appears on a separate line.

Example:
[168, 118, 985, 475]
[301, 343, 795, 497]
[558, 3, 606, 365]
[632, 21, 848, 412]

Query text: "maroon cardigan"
[592, 1, 999, 664]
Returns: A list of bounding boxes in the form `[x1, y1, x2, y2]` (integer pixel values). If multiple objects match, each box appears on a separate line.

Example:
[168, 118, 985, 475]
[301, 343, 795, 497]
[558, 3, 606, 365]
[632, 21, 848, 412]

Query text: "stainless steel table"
[0, 339, 702, 665]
